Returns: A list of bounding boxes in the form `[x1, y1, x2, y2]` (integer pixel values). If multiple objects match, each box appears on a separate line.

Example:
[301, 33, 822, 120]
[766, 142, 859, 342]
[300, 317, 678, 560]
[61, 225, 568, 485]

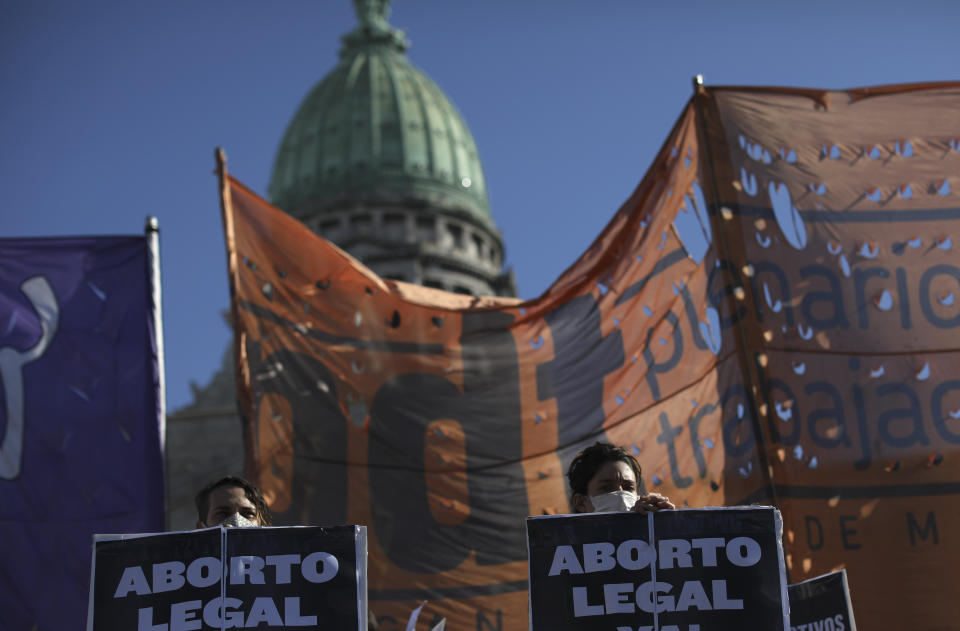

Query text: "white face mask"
[219, 513, 258, 528]
[590, 490, 638, 512]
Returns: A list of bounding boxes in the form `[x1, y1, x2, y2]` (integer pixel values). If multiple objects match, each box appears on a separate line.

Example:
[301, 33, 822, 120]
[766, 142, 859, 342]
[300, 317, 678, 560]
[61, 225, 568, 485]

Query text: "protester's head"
[567, 442, 643, 513]
[195, 476, 273, 528]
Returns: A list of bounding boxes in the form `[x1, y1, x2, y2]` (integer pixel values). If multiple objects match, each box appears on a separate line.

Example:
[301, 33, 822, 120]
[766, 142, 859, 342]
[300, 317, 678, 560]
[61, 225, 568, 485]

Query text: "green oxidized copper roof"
[269, 0, 492, 226]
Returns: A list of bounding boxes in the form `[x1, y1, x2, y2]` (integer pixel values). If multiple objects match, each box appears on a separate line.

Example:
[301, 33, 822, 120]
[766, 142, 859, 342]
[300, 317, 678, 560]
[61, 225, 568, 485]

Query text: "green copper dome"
[269, 1, 492, 226]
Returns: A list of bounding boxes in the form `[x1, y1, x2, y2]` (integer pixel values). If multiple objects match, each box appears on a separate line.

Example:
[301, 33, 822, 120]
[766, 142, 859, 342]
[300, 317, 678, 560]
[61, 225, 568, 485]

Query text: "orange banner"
[698, 82, 960, 631]
[219, 82, 960, 631]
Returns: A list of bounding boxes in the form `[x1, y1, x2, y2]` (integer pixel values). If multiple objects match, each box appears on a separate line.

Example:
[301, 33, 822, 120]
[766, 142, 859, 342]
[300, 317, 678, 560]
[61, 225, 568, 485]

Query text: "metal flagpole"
[144, 215, 167, 510]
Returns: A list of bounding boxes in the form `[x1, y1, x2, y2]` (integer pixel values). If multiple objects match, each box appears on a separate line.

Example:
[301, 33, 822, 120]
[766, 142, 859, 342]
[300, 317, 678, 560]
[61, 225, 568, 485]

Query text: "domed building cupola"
[269, 0, 515, 297]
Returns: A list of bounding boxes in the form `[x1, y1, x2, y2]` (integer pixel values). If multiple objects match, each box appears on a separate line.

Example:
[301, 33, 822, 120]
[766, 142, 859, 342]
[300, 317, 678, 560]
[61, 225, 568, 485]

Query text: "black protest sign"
[88, 525, 367, 630]
[526, 507, 789, 631]
[651, 508, 787, 631]
[89, 528, 222, 631]
[225, 526, 366, 629]
[788, 570, 856, 631]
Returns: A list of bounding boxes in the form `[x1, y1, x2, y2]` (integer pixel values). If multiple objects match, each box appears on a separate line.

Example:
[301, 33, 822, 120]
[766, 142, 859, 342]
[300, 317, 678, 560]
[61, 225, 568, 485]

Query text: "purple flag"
[0, 236, 164, 630]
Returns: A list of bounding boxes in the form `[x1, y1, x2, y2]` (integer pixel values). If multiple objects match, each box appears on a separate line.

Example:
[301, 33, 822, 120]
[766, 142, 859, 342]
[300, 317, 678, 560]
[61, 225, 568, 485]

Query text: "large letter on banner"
[219, 81, 959, 631]
[0, 235, 165, 630]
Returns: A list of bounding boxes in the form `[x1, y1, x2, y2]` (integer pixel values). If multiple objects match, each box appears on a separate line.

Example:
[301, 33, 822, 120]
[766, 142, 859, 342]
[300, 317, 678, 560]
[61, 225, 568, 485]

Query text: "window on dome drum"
[350, 214, 373, 232]
[453, 285, 473, 296]
[416, 217, 435, 242]
[319, 218, 341, 237]
[471, 234, 485, 260]
[424, 279, 444, 290]
[383, 213, 407, 241]
[448, 224, 464, 249]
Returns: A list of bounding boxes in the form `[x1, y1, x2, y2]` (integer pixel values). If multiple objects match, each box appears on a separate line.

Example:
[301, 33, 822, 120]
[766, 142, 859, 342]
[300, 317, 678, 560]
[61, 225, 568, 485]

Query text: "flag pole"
[689, 76, 782, 519]
[215, 147, 259, 485]
[144, 215, 168, 519]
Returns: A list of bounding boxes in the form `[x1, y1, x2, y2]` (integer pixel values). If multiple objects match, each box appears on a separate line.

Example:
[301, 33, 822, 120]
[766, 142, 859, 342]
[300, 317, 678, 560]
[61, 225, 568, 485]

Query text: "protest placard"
[87, 525, 367, 630]
[788, 570, 856, 631]
[526, 506, 788, 631]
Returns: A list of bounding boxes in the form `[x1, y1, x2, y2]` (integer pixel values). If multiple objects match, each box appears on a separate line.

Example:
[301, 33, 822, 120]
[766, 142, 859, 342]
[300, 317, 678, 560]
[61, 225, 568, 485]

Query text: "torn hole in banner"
[820, 143, 842, 160]
[768, 181, 807, 249]
[895, 140, 914, 157]
[763, 282, 782, 313]
[779, 147, 798, 163]
[699, 306, 721, 354]
[859, 241, 880, 258]
[740, 168, 758, 196]
[776, 400, 793, 422]
[839, 254, 851, 277]
[347, 392, 367, 428]
[874, 290, 894, 311]
[741, 136, 768, 162]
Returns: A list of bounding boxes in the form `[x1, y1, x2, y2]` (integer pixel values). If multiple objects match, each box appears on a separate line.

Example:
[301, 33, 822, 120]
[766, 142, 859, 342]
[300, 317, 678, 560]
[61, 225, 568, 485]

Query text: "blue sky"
[2, 0, 956, 410]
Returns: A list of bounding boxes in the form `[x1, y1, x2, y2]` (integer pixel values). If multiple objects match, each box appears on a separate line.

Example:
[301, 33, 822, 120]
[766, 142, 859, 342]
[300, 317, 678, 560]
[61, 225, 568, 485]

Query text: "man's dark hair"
[566, 442, 642, 496]
[195, 475, 273, 526]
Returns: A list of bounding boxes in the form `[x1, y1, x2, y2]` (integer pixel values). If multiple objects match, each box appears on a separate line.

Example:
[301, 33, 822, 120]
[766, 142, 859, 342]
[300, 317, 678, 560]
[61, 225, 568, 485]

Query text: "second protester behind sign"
[567, 442, 675, 514]
[194, 475, 273, 528]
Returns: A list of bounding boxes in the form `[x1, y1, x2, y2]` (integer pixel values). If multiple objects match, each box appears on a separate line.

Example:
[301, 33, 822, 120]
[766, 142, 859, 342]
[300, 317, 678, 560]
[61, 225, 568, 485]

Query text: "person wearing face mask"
[194, 475, 273, 528]
[567, 442, 675, 514]
[193, 476, 384, 630]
